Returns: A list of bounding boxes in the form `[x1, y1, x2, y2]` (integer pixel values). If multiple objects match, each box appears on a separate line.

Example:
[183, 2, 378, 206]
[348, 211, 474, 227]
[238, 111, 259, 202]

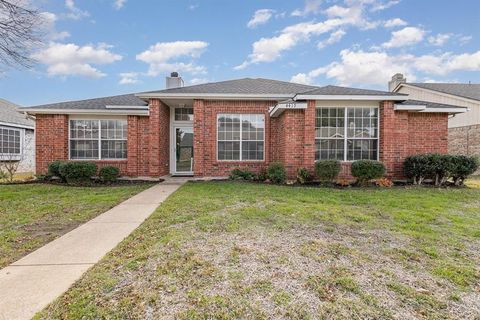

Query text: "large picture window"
[69, 119, 127, 160]
[0, 126, 21, 155]
[217, 114, 265, 161]
[315, 107, 378, 161]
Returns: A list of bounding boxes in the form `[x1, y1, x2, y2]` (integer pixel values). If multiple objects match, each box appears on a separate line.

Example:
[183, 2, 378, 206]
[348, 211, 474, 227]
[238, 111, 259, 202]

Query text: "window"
[217, 114, 264, 161]
[0, 126, 21, 155]
[315, 107, 378, 161]
[69, 119, 127, 160]
[174, 107, 194, 121]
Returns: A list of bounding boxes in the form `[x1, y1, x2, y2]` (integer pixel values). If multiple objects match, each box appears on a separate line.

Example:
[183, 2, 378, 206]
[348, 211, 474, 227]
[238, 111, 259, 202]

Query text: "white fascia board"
[0, 121, 34, 130]
[24, 109, 149, 116]
[419, 107, 468, 114]
[269, 101, 308, 117]
[105, 105, 149, 109]
[394, 104, 426, 111]
[135, 93, 294, 100]
[294, 95, 407, 101]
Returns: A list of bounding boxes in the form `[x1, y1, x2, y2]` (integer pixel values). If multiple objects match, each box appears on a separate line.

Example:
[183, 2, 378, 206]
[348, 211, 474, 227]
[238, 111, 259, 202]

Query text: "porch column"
[193, 99, 205, 176]
[148, 99, 170, 177]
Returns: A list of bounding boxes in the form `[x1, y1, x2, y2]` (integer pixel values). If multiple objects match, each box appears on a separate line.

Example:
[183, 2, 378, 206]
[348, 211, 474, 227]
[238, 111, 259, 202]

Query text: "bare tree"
[0, 0, 42, 69]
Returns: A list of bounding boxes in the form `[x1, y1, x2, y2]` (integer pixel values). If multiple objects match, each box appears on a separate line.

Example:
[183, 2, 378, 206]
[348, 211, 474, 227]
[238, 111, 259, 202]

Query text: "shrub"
[59, 161, 97, 184]
[374, 177, 393, 188]
[296, 167, 311, 184]
[99, 166, 120, 183]
[255, 168, 268, 182]
[351, 160, 386, 186]
[315, 160, 341, 183]
[267, 162, 287, 184]
[230, 168, 255, 181]
[48, 160, 66, 180]
[404, 154, 478, 186]
[451, 155, 479, 185]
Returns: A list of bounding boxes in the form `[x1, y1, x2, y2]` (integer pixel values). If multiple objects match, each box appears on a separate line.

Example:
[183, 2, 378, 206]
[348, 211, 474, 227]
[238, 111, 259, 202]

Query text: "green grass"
[36, 181, 480, 319]
[0, 183, 153, 268]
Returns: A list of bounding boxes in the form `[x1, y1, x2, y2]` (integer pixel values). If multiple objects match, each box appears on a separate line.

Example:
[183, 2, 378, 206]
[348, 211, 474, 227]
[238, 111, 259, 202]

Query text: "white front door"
[173, 126, 194, 175]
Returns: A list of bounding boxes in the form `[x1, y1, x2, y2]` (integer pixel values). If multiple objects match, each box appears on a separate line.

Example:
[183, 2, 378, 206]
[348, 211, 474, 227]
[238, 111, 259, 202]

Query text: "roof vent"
[166, 72, 184, 89]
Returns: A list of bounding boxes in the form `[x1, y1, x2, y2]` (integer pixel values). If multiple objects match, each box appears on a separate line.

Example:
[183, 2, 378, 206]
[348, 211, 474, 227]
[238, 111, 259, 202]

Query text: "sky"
[1, 0, 479, 106]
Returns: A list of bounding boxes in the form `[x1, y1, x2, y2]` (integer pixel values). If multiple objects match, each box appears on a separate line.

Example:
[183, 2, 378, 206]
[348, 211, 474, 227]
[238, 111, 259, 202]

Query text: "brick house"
[25, 74, 467, 180]
[389, 74, 480, 165]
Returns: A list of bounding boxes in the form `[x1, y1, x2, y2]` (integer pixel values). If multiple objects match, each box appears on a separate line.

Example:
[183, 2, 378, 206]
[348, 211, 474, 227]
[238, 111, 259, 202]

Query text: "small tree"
[0, 129, 33, 182]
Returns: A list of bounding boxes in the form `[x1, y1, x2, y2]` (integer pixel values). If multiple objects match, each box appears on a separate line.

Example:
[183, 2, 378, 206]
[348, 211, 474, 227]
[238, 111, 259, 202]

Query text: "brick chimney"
[388, 73, 406, 92]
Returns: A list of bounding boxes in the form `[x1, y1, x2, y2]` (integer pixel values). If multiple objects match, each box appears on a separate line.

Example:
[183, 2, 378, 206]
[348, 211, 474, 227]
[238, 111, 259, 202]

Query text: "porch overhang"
[269, 100, 308, 117]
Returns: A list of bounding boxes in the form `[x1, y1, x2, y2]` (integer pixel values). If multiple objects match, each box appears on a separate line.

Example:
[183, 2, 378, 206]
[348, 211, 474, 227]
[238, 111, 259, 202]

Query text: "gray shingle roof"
[24, 93, 147, 110]
[0, 99, 34, 128]
[396, 99, 468, 110]
[139, 78, 318, 95]
[299, 85, 406, 96]
[408, 83, 480, 101]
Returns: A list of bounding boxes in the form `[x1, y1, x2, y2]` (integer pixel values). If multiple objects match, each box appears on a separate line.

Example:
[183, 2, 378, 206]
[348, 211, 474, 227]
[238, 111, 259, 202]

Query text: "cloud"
[136, 41, 209, 76]
[383, 18, 407, 28]
[370, 0, 401, 12]
[113, 0, 126, 10]
[291, 49, 480, 86]
[64, 0, 90, 20]
[32, 42, 122, 78]
[39, 12, 70, 41]
[291, 0, 322, 16]
[382, 26, 425, 48]
[119, 72, 140, 84]
[428, 33, 451, 46]
[188, 4, 199, 10]
[459, 35, 472, 45]
[190, 78, 209, 85]
[317, 29, 346, 49]
[236, 1, 380, 69]
[247, 9, 275, 28]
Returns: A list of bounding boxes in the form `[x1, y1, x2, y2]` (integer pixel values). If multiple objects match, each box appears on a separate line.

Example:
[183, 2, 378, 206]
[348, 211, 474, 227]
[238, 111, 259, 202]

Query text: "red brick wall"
[148, 99, 170, 176]
[193, 100, 276, 177]
[35, 114, 69, 174]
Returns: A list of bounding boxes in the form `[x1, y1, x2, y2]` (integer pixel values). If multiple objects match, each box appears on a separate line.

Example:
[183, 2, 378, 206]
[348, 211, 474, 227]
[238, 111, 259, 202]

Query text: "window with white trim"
[217, 114, 265, 161]
[174, 107, 194, 121]
[69, 119, 127, 160]
[315, 107, 378, 161]
[0, 126, 21, 155]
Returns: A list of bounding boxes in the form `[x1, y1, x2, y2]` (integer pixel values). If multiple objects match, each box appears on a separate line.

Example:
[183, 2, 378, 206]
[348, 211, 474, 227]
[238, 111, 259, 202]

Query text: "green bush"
[99, 166, 120, 183]
[229, 168, 255, 181]
[451, 155, 479, 185]
[351, 160, 386, 185]
[255, 169, 268, 182]
[296, 167, 311, 184]
[404, 154, 478, 186]
[315, 160, 341, 183]
[267, 162, 287, 184]
[59, 161, 97, 184]
[48, 160, 66, 180]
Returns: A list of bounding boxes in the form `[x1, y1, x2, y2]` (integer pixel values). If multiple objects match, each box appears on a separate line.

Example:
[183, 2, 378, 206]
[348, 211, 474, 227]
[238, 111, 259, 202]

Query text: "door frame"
[172, 125, 194, 175]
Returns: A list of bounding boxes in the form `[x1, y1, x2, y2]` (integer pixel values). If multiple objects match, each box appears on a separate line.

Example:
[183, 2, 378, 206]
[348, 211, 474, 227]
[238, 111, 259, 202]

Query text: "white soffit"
[270, 100, 307, 117]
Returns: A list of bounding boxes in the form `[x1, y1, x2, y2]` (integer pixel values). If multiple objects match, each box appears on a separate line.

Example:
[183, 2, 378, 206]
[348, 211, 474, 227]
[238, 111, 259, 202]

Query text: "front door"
[174, 126, 194, 175]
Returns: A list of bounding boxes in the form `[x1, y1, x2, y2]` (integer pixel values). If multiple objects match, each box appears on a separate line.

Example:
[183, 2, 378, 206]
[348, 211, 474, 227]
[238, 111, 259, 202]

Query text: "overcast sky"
[1, 0, 479, 106]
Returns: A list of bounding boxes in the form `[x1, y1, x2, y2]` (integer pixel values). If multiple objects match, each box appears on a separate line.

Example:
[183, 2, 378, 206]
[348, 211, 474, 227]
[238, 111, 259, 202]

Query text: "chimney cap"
[170, 72, 179, 77]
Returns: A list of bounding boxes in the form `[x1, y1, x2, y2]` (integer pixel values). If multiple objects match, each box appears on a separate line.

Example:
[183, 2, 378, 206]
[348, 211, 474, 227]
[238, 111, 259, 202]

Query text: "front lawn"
[37, 181, 480, 319]
[0, 183, 153, 268]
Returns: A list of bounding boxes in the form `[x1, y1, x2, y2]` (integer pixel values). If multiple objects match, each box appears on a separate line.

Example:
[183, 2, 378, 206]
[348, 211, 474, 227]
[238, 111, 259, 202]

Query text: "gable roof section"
[0, 99, 34, 128]
[404, 83, 480, 102]
[138, 78, 318, 96]
[23, 94, 149, 115]
[295, 85, 407, 100]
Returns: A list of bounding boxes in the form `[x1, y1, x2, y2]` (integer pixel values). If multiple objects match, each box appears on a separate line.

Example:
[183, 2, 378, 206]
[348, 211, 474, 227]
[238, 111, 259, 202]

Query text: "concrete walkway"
[0, 178, 186, 320]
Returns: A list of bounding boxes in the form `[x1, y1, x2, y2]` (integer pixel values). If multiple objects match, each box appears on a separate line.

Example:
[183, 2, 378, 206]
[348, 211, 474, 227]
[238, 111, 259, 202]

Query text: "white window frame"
[68, 119, 128, 161]
[216, 113, 265, 162]
[315, 106, 380, 162]
[0, 126, 23, 158]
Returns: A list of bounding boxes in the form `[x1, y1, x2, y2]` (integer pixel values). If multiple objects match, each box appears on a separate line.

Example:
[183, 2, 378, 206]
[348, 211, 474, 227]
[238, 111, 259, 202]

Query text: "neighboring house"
[0, 99, 35, 173]
[389, 73, 480, 158]
[24, 73, 467, 180]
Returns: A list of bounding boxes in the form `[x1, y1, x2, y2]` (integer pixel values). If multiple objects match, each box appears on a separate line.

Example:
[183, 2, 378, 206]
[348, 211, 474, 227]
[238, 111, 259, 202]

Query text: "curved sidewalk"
[0, 178, 186, 320]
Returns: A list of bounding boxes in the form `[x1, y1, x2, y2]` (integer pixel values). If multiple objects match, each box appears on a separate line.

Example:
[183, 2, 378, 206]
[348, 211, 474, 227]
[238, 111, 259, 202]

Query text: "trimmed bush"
[48, 160, 66, 180]
[267, 162, 287, 184]
[351, 160, 386, 185]
[404, 154, 478, 186]
[296, 167, 311, 184]
[315, 160, 341, 183]
[99, 166, 120, 183]
[255, 169, 268, 182]
[59, 161, 97, 184]
[230, 168, 255, 181]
